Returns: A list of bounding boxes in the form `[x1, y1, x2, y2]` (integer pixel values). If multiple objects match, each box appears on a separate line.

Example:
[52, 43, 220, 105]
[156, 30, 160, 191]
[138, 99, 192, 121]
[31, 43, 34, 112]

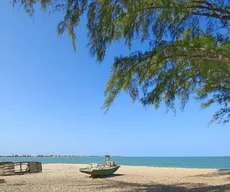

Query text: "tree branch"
[138, 4, 230, 20]
[191, 11, 230, 20]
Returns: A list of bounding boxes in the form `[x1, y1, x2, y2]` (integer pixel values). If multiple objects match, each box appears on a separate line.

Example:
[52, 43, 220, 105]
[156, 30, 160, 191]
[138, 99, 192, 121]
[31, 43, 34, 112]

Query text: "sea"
[1, 156, 230, 169]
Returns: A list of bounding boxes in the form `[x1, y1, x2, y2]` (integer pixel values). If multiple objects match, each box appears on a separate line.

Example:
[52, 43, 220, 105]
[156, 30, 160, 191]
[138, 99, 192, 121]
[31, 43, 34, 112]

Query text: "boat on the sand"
[79, 155, 120, 177]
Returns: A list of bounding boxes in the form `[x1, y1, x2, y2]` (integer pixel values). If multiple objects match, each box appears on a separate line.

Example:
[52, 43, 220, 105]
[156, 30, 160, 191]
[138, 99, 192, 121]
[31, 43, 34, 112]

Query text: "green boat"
[79, 155, 120, 177]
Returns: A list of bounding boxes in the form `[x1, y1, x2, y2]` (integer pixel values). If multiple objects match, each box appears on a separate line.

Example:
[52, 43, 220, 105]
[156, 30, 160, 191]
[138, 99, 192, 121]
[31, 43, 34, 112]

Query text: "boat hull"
[79, 166, 120, 177]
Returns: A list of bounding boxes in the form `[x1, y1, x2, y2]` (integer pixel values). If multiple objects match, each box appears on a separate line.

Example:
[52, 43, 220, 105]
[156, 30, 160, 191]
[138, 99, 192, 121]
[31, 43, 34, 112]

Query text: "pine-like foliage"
[13, 0, 230, 123]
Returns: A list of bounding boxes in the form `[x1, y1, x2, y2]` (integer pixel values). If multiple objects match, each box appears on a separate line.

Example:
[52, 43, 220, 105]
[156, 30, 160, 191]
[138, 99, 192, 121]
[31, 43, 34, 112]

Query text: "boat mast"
[105, 154, 110, 166]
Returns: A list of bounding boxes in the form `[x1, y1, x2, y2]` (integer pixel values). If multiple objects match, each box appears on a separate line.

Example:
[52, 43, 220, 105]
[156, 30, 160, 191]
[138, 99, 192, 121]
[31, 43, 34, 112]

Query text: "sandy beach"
[1, 164, 230, 192]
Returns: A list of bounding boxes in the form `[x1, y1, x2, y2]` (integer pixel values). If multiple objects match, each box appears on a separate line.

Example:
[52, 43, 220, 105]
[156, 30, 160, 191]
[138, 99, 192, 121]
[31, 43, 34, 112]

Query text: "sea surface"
[1, 156, 230, 169]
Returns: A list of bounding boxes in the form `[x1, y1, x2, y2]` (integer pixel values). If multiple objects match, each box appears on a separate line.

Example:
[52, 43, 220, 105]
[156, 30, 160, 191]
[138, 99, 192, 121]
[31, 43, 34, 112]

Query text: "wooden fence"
[0, 161, 42, 176]
[14, 162, 42, 174]
[0, 162, 15, 176]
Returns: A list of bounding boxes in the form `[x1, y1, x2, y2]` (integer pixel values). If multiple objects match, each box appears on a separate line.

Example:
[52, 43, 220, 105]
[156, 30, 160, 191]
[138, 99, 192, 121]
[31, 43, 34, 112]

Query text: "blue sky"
[0, 1, 229, 156]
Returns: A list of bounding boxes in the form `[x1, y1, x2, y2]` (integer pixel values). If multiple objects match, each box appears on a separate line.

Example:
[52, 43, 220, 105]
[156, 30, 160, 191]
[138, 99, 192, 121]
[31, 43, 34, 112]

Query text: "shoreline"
[1, 156, 230, 170]
[46, 163, 222, 170]
[2, 156, 230, 159]
[1, 160, 228, 170]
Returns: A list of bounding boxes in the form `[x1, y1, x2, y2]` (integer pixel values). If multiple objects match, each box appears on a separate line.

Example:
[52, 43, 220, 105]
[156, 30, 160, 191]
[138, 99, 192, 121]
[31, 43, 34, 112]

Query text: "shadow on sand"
[0, 179, 5, 184]
[192, 169, 230, 178]
[78, 169, 230, 191]
[97, 181, 230, 192]
[86, 170, 230, 191]
[90, 173, 126, 179]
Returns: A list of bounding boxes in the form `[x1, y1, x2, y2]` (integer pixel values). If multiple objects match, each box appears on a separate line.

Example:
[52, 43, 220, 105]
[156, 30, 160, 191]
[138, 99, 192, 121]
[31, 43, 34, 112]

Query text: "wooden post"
[20, 162, 22, 174]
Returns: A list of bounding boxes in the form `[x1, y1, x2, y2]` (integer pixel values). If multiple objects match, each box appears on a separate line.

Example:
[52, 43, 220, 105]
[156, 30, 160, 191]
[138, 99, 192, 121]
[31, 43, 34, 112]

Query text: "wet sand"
[1, 164, 230, 192]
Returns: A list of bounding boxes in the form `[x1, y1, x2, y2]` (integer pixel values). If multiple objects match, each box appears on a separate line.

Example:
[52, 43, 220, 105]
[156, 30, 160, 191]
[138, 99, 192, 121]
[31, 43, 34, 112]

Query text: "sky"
[0, 1, 229, 157]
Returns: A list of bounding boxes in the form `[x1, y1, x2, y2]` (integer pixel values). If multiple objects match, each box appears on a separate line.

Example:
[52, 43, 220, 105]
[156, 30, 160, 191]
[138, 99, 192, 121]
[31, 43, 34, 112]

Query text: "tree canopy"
[13, 0, 230, 123]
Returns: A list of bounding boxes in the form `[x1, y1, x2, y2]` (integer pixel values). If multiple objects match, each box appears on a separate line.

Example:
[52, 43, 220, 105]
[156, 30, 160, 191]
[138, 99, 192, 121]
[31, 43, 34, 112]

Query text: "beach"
[1, 164, 230, 192]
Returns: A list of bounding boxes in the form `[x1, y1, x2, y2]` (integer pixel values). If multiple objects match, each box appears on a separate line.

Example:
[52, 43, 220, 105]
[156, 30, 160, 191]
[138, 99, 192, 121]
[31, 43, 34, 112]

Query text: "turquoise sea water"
[1, 157, 230, 169]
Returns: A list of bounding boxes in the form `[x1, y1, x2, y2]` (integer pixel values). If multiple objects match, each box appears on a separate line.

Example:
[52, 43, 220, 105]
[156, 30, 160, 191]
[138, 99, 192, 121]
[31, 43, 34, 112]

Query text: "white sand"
[0, 164, 230, 192]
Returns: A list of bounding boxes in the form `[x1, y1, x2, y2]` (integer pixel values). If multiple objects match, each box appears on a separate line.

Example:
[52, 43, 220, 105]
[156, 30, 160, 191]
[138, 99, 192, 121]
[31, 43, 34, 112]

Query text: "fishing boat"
[79, 155, 120, 177]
